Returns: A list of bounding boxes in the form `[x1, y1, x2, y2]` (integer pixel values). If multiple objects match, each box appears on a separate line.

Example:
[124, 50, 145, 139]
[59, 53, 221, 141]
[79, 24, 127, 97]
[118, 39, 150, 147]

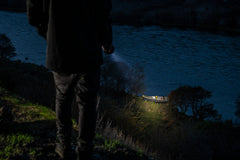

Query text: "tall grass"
[98, 94, 240, 160]
[0, 133, 35, 159]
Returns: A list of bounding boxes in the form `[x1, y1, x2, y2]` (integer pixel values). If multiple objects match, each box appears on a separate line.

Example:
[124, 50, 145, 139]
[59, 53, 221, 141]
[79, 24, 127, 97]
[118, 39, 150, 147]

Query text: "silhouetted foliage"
[125, 64, 145, 95]
[0, 34, 16, 62]
[168, 85, 219, 120]
[100, 60, 145, 96]
[168, 86, 191, 114]
[235, 96, 240, 119]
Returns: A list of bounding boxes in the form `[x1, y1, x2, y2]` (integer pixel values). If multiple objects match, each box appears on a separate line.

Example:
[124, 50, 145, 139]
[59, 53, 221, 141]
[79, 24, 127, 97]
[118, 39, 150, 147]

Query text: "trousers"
[53, 68, 100, 151]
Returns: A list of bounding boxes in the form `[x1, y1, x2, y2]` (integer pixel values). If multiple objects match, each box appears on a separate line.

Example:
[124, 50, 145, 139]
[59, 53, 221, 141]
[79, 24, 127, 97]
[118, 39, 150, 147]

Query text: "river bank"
[1, 0, 240, 34]
[112, 0, 240, 34]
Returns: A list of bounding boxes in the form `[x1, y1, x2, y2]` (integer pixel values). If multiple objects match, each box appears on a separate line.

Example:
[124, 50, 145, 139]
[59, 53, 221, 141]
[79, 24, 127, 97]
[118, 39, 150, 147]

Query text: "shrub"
[168, 85, 219, 120]
[100, 60, 145, 96]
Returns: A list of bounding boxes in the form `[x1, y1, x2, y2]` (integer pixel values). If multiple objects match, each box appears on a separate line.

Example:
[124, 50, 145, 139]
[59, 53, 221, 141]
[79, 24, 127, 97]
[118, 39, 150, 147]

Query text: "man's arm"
[26, 0, 49, 38]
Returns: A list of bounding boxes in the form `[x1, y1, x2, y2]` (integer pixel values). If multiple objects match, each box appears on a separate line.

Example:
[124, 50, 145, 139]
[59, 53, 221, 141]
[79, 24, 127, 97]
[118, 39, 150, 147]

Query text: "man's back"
[27, 0, 112, 73]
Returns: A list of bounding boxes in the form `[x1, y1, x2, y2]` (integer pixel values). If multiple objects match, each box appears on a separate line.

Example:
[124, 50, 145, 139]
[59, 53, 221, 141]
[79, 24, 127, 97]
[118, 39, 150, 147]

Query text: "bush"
[100, 59, 145, 96]
[168, 85, 219, 120]
[0, 34, 16, 62]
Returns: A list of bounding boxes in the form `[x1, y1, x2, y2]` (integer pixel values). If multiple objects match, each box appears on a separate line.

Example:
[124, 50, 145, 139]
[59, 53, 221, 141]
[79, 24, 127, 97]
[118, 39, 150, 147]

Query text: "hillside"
[1, 60, 240, 160]
[0, 87, 150, 160]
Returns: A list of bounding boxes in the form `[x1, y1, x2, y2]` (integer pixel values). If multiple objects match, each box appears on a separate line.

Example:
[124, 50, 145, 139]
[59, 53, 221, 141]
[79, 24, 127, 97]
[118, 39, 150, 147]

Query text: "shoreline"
[113, 20, 240, 37]
[0, 8, 240, 36]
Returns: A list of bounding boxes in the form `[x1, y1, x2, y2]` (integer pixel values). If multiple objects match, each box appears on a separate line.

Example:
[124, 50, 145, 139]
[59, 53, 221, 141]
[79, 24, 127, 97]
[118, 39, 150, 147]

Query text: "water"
[1, 11, 240, 121]
[113, 26, 240, 122]
[0, 11, 47, 65]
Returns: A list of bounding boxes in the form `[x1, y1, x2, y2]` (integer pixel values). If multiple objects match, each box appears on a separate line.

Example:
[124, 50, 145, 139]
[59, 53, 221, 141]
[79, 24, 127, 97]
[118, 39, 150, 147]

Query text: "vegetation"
[1, 58, 240, 160]
[0, 133, 34, 159]
[0, 89, 56, 159]
[0, 88, 149, 160]
[168, 85, 219, 120]
[0, 60, 55, 108]
[98, 88, 240, 160]
[101, 60, 146, 96]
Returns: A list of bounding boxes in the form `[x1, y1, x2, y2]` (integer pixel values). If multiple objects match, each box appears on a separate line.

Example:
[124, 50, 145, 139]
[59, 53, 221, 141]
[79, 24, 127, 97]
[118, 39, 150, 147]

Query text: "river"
[1, 11, 240, 121]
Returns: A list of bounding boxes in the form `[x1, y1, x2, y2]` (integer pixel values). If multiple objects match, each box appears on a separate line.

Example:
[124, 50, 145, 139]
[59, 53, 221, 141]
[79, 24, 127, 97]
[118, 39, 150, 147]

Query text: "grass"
[0, 60, 55, 108]
[99, 95, 174, 140]
[1, 91, 56, 121]
[94, 134, 122, 151]
[0, 87, 57, 159]
[0, 60, 151, 159]
[104, 139, 121, 151]
[99, 93, 240, 160]
[0, 87, 150, 160]
[0, 133, 35, 160]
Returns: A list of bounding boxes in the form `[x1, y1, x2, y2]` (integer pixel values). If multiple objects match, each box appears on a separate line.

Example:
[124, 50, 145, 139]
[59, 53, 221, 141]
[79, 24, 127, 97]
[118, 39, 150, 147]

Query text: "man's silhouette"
[27, 0, 114, 159]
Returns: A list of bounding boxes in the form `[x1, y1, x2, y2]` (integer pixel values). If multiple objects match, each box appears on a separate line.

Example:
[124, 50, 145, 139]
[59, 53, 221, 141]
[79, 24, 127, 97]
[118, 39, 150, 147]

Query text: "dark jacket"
[27, 0, 112, 73]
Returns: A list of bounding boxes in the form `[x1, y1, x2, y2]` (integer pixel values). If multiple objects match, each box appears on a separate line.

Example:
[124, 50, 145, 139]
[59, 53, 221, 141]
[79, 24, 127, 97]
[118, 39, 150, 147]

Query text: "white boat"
[142, 95, 168, 103]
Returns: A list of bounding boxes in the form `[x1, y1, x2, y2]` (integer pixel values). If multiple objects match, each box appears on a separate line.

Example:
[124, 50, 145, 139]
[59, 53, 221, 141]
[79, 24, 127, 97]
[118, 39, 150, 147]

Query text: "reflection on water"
[1, 11, 240, 121]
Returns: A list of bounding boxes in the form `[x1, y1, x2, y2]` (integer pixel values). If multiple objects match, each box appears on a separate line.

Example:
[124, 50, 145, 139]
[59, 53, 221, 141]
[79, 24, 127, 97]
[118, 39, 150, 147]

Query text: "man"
[27, 0, 114, 159]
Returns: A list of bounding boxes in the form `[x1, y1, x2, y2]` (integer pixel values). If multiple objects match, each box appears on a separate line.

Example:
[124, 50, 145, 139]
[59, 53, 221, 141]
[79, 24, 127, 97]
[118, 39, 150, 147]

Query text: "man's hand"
[102, 44, 114, 55]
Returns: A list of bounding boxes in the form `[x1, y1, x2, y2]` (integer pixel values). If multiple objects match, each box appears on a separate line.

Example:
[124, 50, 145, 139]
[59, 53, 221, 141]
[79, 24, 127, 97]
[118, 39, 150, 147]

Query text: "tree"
[100, 60, 145, 96]
[168, 86, 192, 114]
[168, 85, 218, 120]
[125, 64, 145, 95]
[0, 34, 16, 61]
